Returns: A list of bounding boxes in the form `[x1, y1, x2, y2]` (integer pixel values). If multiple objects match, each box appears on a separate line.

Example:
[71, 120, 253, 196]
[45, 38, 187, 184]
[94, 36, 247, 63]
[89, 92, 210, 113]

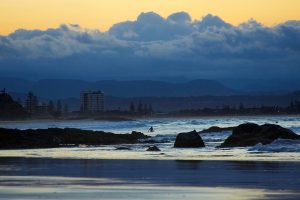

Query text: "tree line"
[129, 101, 153, 115]
[24, 91, 69, 117]
[173, 101, 300, 116]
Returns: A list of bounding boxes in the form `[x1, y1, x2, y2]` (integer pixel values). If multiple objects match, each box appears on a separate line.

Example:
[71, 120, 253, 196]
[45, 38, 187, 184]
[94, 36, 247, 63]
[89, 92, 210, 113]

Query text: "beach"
[0, 116, 300, 199]
[0, 158, 299, 199]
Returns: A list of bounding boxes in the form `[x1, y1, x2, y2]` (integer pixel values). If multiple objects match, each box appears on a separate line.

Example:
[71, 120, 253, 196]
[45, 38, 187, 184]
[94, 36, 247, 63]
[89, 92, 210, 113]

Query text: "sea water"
[0, 116, 300, 161]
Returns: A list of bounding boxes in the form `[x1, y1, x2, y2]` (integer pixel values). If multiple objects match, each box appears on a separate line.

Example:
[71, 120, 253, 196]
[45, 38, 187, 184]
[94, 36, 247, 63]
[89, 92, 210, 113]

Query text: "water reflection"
[0, 182, 296, 200]
[0, 157, 300, 191]
[175, 160, 203, 170]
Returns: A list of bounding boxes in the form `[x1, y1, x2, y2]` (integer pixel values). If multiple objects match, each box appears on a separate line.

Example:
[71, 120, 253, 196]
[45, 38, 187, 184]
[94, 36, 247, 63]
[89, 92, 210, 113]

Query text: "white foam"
[249, 139, 300, 153]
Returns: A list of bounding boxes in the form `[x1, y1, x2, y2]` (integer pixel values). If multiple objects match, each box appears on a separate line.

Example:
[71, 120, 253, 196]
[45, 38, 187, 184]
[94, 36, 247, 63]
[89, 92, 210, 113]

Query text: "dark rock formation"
[219, 123, 300, 148]
[0, 128, 150, 149]
[0, 93, 27, 120]
[174, 130, 205, 148]
[146, 145, 161, 151]
[131, 131, 145, 137]
[199, 126, 235, 134]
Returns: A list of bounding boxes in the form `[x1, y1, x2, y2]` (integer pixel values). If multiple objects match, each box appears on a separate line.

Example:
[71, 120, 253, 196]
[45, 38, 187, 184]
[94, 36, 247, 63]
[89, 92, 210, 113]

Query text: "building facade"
[80, 91, 104, 113]
[25, 92, 38, 114]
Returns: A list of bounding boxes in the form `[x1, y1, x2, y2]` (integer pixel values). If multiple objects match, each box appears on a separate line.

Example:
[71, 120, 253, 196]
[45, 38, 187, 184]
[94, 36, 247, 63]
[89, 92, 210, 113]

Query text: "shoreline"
[1, 157, 300, 191]
[1, 147, 300, 162]
[1, 154, 300, 163]
[0, 182, 296, 200]
[1, 116, 299, 163]
[0, 114, 299, 123]
[1, 157, 300, 200]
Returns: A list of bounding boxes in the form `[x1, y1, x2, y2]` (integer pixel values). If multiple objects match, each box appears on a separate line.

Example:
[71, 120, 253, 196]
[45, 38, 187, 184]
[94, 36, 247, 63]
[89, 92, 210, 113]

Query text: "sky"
[0, 1, 300, 90]
[1, 0, 300, 35]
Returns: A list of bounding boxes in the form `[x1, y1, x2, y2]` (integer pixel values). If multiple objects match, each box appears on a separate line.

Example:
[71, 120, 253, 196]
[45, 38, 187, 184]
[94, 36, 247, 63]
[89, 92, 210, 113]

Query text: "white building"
[80, 91, 104, 113]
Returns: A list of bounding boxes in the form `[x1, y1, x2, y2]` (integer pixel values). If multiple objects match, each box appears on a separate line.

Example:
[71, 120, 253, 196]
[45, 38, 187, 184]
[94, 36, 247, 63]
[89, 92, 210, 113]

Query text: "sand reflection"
[0, 176, 297, 200]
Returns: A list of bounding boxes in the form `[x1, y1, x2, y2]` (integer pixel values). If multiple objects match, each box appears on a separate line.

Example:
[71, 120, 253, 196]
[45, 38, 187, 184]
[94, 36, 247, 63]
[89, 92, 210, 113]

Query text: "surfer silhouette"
[148, 126, 154, 132]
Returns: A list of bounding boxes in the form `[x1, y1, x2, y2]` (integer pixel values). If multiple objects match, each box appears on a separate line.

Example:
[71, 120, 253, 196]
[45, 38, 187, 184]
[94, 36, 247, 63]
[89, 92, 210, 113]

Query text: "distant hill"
[0, 78, 239, 99]
[0, 92, 27, 119]
[4, 77, 300, 113]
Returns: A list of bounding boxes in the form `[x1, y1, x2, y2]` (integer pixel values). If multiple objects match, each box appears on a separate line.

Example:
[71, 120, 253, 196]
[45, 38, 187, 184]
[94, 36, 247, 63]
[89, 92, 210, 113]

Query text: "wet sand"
[0, 157, 299, 199]
[0, 182, 296, 200]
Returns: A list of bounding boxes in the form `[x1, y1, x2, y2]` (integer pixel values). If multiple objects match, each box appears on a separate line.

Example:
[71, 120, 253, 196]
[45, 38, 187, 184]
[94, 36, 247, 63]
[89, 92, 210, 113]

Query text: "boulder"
[174, 130, 205, 148]
[219, 123, 300, 148]
[131, 131, 146, 138]
[146, 145, 161, 151]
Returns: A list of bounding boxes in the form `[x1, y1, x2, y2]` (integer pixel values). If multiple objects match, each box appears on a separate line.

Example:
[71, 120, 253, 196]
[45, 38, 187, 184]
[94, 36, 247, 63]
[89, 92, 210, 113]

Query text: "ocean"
[1, 116, 300, 199]
[0, 115, 300, 161]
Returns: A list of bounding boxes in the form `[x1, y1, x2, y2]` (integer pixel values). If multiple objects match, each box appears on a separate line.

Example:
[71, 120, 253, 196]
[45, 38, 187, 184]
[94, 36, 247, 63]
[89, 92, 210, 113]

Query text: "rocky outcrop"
[219, 123, 300, 148]
[0, 128, 150, 149]
[146, 145, 161, 151]
[199, 126, 235, 134]
[131, 131, 146, 137]
[174, 130, 205, 148]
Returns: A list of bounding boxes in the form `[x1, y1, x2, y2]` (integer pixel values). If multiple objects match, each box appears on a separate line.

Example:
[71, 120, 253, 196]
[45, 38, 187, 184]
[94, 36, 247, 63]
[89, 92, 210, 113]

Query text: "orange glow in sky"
[1, 0, 300, 35]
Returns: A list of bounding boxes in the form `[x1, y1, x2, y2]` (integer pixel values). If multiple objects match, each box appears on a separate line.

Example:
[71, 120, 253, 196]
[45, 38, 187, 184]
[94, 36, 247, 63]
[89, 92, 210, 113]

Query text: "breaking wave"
[248, 139, 300, 153]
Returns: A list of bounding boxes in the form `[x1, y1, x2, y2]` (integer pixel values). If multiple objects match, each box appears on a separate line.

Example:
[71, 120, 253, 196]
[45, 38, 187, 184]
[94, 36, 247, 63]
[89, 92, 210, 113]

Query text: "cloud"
[0, 12, 300, 80]
[194, 14, 232, 32]
[109, 12, 194, 41]
[167, 12, 192, 24]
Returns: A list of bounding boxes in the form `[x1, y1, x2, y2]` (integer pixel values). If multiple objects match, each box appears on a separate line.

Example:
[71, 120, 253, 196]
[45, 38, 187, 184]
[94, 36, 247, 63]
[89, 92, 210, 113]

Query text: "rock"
[174, 130, 205, 148]
[0, 128, 151, 149]
[131, 131, 146, 138]
[219, 123, 300, 148]
[199, 126, 235, 134]
[146, 146, 161, 151]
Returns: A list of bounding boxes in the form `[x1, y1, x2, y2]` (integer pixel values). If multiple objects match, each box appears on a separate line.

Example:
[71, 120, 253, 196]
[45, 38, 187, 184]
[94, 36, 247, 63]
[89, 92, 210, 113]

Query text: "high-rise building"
[80, 91, 104, 113]
[25, 91, 38, 114]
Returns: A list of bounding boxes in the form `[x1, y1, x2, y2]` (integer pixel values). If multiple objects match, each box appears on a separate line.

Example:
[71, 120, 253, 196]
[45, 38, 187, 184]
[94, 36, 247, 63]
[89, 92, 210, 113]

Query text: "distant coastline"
[0, 113, 299, 123]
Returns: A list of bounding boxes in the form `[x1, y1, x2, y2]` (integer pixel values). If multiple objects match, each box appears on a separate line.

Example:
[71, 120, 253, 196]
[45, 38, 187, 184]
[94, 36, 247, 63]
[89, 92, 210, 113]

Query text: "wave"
[140, 134, 177, 143]
[248, 139, 300, 153]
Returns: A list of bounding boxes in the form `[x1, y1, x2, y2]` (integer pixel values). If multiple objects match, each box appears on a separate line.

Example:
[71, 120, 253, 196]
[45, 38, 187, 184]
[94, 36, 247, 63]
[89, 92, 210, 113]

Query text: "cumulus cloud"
[109, 12, 194, 41]
[0, 12, 300, 80]
[167, 12, 192, 24]
[194, 14, 232, 32]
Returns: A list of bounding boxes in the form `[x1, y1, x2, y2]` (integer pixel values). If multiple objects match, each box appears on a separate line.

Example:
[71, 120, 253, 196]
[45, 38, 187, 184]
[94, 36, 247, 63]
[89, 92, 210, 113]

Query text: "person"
[148, 126, 154, 132]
